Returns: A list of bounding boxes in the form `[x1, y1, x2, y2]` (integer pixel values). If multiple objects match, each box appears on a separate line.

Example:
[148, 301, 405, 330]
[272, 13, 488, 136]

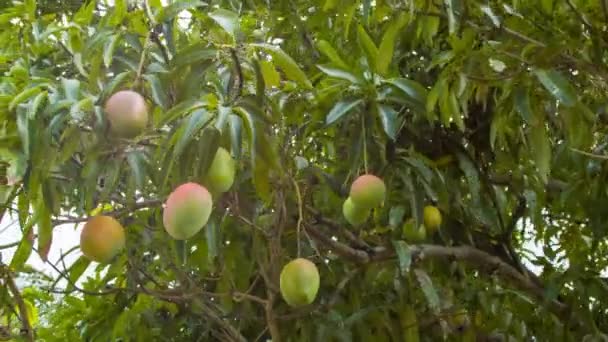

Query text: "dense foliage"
[2, 0, 608, 340]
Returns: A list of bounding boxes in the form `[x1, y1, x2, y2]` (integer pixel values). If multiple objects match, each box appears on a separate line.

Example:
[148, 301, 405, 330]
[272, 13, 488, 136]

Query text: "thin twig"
[291, 177, 304, 257]
[3, 266, 34, 341]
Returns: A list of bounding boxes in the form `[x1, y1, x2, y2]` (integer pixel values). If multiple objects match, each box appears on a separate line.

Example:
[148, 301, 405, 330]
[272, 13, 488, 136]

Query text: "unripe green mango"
[279, 258, 320, 307]
[342, 197, 370, 226]
[203, 147, 236, 194]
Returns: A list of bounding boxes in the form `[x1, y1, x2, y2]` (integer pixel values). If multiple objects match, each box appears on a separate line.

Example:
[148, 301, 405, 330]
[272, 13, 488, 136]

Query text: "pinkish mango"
[104, 90, 148, 138]
[349, 174, 386, 209]
[163, 182, 213, 240]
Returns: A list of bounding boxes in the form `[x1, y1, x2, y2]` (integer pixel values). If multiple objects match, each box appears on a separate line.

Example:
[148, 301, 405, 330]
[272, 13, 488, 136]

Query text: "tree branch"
[52, 199, 162, 225]
[304, 220, 587, 331]
[304, 225, 370, 263]
[306, 205, 371, 250]
[3, 266, 34, 341]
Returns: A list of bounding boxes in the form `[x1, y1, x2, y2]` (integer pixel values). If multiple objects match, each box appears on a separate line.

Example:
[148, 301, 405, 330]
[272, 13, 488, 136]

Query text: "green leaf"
[389, 206, 406, 228]
[205, 217, 220, 265]
[195, 127, 220, 178]
[326, 99, 363, 125]
[174, 109, 212, 157]
[413, 268, 440, 314]
[215, 105, 232, 131]
[514, 88, 533, 124]
[37, 201, 52, 262]
[103, 33, 121, 68]
[62, 78, 80, 101]
[158, 99, 207, 126]
[385, 78, 427, 111]
[10, 213, 39, 270]
[392, 240, 411, 275]
[157, 0, 205, 22]
[208, 8, 239, 38]
[67, 256, 91, 290]
[144, 74, 169, 109]
[529, 122, 552, 183]
[28, 91, 47, 120]
[357, 24, 378, 69]
[259, 60, 280, 88]
[9, 86, 42, 111]
[251, 43, 312, 88]
[455, 152, 481, 207]
[171, 45, 216, 69]
[317, 65, 362, 84]
[533, 69, 577, 107]
[229, 114, 243, 159]
[126, 151, 146, 189]
[376, 15, 409, 75]
[316, 39, 349, 69]
[445, 0, 459, 34]
[377, 103, 401, 140]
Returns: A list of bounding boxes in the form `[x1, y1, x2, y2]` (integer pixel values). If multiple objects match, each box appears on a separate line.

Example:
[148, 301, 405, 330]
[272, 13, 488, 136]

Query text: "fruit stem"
[361, 113, 369, 173]
[291, 177, 303, 258]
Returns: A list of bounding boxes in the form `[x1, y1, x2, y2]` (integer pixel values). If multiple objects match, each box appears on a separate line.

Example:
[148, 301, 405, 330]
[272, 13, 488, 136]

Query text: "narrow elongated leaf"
[316, 40, 349, 69]
[385, 78, 427, 114]
[357, 25, 378, 68]
[158, 99, 207, 126]
[10, 213, 39, 270]
[317, 65, 362, 84]
[144, 74, 169, 109]
[259, 60, 280, 88]
[377, 15, 408, 75]
[195, 127, 220, 177]
[67, 256, 91, 290]
[414, 268, 440, 314]
[326, 99, 363, 125]
[533, 69, 577, 107]
[157, 0, 205, 22]
[126, 151, 146, 189]
[514, 88, 533, 124]
[229, 114, 243, 159]
[208, 8, 239, 38]
[251, 43, 312, 88]
[37, 202, 53, 261]
[530, 122, 551, 183]
[9, 86, 42, 111]
[392, 240, 411, 275]
[28, 91, 47, 120]
[389, 206, 406, 228]
[455, 151, 481, 206]
[171, 45, 216, 69]
[174, 109, 212, 157]
[103, 33, 120, 68]
[377, 103, 401, 140]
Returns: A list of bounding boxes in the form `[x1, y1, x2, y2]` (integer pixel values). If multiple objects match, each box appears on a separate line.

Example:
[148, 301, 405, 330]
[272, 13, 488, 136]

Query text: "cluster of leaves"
[2, 0, 608, 340]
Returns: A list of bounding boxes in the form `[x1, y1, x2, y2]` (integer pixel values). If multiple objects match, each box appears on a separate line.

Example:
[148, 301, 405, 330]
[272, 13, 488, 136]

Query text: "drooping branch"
[52, 199, 162, 225]
[305, 220, 587, 332]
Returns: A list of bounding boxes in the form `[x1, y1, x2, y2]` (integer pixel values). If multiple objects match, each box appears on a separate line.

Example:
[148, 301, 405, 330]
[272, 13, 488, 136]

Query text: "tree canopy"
[2, 0, 608, 340]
